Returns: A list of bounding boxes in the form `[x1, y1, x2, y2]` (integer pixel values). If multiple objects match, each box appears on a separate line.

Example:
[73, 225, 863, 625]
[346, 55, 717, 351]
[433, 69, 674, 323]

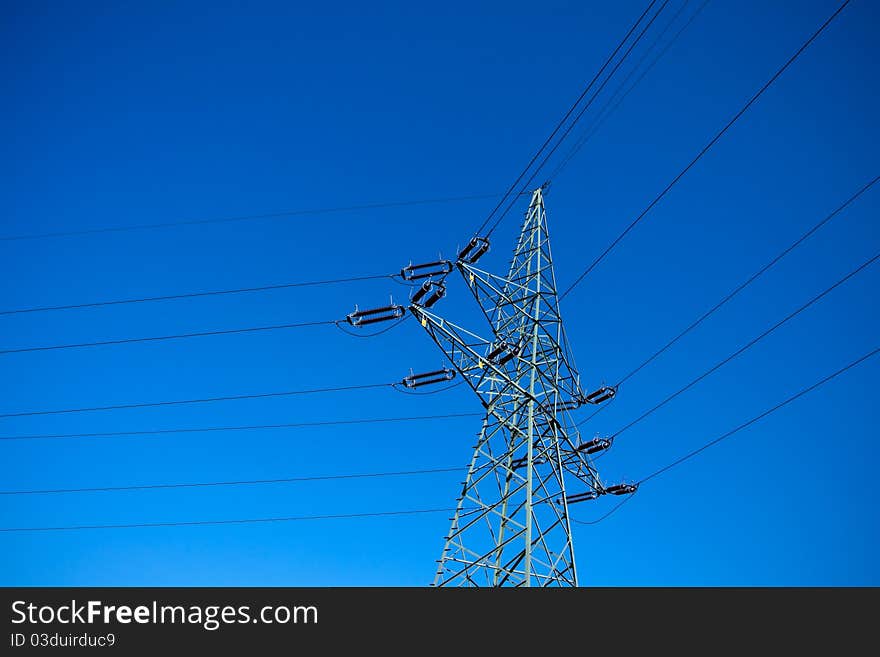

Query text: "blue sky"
[1, 0, 877, 585]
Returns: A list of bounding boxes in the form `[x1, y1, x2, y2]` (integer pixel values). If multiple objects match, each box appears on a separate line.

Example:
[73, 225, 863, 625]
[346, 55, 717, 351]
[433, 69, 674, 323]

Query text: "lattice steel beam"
[411, 188, 622, 587]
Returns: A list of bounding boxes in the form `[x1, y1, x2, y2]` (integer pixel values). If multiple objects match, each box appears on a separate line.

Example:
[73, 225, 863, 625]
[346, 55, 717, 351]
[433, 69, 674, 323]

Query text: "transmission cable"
[1, 193, 502, 243]
[5, 342, 873, 529]
[0, 319, 337, 356]
[0, 382, 396, 419]
[0, 411, 482, 441]
[571, 495, 635, 526]
[472, 0, 661, 238]
[484, 0, 671, 238]
[575, 175, 878, 429]
[0, 507, 464, 534]
[573, 345, 879, 525]
[9, 349, 875, 528]
[575, 401, 611, 429]
[0, 273, 397, 317]
[612, 248, 879, 438]
[391, 380, 465, 396]
[9, 348, 873, 530]
[558, 0, 851, 300]
[333, 315, 410, 338]
[550, 0, 711, 181]
[636, 346, 880, 485]
[0, 466, 467, 497]
[611, 173, 878, 389]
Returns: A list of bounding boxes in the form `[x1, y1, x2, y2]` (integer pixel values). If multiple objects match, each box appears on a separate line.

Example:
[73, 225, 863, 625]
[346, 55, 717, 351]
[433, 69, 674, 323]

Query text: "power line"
[614, 173, 879, 387]
[558, 0, 851, 300]
[472, 0, 661, 238]
[575, 176, 877, 430]
[613, 248, 879, 438]
[0, 411, 481, 441]
[637, 345, 880, 484]
[0, 273, 395, 317]
[7, 344, 875, 528]
[0, 382, 393, 419]
[1, 193, 502, 243]
[574, 399, 612, 428]
[334, 315, 410, 338]
[0, 318, 337, 356]
[574, 345, 879, 526]
[550, 0, 711, 181]
[571, 495, 635, 526]
[484, 0, 672, 238]
[0, 507, 462, 534]
[7, 348, 875, 529]
[392, 380, 465, 396]
[0, 466, 466, 496]
[4, 224, 870, 426]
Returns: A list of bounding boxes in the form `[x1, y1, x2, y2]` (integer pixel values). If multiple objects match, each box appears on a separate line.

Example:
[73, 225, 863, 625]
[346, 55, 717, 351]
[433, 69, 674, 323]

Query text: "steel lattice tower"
[410, 188, 626, 587]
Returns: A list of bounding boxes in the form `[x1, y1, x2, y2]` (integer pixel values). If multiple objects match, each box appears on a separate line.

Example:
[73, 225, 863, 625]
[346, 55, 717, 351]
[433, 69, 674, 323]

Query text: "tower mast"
[410, 188, 630, 586]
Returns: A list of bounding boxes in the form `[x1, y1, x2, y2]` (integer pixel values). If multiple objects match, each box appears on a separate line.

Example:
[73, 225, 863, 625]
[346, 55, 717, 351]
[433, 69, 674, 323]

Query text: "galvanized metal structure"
[410, 188, 626, 587]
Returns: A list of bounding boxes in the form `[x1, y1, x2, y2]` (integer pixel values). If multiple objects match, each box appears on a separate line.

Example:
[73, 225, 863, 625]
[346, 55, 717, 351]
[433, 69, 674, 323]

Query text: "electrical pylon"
[410, 187, 629, 587]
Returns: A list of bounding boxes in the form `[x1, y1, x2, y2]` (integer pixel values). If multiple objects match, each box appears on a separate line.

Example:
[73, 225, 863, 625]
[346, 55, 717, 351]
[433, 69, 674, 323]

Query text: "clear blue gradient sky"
[1, 0, 877, 585]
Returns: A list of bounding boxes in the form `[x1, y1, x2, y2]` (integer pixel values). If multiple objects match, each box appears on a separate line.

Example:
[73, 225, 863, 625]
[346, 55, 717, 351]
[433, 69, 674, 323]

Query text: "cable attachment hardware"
[400, 259, 454, 281]
[411, 280, 446, 308]
[457, 237, 490, 265]
[560, 491, 599, 504]
[604, 482, 638, 496]
[584, 385, 617, 404]
[346, 303, 405, 327]
[485, 340, 519, 366]
[574, 436, 613, 455]
[401, 367, 456, 389]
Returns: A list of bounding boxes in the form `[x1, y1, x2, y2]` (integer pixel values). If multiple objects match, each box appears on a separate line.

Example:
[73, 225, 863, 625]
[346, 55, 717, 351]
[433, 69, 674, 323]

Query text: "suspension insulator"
[584, 385, 617, 404]
[575, 437, 612, 455]
[556, 398, 583, 412]
[411, 280, 446, 308]
[485, 341, 519, 366]
[424, 282, 446, 308]
[400, 259, 454, 281]
[401, 367, 456, 389]
[486, 342, 509, 362]
[563, 491, 599, 504]
[411, 282, 429, 305]
[605, 483, 638, 496]
[346, 303, 406, 327]
[458, 237, 490, 264]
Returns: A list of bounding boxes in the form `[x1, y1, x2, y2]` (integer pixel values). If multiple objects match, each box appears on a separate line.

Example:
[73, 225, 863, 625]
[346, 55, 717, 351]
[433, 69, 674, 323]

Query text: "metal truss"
[411, 188, 620, 587]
